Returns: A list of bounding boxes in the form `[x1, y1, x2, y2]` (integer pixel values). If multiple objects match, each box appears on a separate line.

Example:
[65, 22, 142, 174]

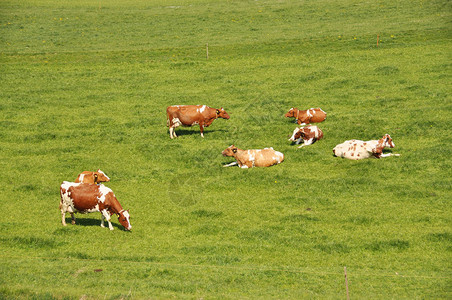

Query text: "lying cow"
[166, 105, 230, 138]
[289, 125, 324, 148]
[222, 145, 284, 168]
[59, 182, 131, 231]
[333, 134, 400, 160]
[285, 107, 327, 125]
[75, 169, 110, 184]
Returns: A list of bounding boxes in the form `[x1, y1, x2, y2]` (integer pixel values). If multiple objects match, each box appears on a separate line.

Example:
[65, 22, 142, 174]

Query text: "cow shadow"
[65, 217, 125, 230]
[170, 128, 227, 137]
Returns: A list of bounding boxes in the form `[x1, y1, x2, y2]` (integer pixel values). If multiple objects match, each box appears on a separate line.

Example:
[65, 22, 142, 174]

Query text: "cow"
[166, 105, 230, 138]
[222, 145, 284, 168]
[333, 134, 400, 160]
[59, 182, 131, 231]
[288, 125, 324, 148]
[75, 169, 110, 184]
[284, 107, 327, 125]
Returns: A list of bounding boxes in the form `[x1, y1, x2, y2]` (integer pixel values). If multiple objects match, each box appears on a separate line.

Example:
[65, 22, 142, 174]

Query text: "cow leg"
[61, 211, 67, 226]
[380, 153, 400, 158]
[223, 161, 238, 167]
[199, 125, 204, 138]
[298, 138, 315, 148]
[71, 213, 76, 225]
[101, 210, 114, 230]
[169, 118, 181, 139]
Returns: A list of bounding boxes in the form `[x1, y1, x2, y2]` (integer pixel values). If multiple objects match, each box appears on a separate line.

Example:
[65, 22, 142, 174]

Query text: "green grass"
[1, 0, 451, 298]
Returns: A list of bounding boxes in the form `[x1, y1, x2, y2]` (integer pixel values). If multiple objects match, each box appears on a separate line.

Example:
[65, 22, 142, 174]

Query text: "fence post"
[344, 266, 350, 300]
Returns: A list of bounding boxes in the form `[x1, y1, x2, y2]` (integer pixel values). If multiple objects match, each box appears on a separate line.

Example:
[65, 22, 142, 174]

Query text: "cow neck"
[108, 197, 123, 215]
[233, 149, 246, 165]
[205, 109, 217, 125]
[296, 109, 299, 120]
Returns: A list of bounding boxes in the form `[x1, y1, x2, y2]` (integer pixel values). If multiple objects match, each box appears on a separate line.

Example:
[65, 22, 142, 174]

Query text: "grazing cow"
[333, 134, 400, 160]
[289, 125, 324, 148]
[284, 107, 327, 125]
[222, 145, 284, 168]
[59, 182, 131, 231]
[166, 105, 230, 138]
[75, 169, 110, 184]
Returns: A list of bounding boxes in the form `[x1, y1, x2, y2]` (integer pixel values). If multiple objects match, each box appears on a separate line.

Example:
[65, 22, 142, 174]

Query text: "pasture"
[1, 0, 451, 298]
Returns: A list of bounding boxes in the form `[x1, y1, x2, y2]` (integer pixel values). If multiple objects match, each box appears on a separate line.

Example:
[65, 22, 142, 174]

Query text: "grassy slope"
[0, 0, 451, 298]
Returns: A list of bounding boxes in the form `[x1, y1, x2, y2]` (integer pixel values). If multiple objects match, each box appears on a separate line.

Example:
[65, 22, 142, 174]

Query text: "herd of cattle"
[167, 104, 399, 166]
[59, 105, 399, 230]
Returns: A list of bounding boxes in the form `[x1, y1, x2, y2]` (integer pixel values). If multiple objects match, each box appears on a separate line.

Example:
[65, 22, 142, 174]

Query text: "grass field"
[1, 0, 451, 298]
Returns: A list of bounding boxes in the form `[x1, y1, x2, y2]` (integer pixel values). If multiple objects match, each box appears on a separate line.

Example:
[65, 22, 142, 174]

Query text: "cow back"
[167, 105, 214, 126]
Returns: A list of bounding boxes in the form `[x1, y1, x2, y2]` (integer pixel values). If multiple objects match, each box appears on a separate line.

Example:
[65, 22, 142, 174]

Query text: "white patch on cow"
[84, 204, 100, 213]
[171, 117, 181, 127]
[122, 211, 132, 230]
[200, 105, 206, 113]
[78, 174, 85, 182]
[97, 184, 113, 203]
[97, 170, 110, 181]
[307, 109, 313, 117]
[289, 127, 299, 141]
[312, 126, 319, 138]
[248, 150, 255, 162]
[275, 151, 284, 163]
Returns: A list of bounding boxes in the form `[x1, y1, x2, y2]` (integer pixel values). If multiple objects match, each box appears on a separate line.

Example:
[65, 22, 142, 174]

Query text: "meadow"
[0, 0, 451, 298]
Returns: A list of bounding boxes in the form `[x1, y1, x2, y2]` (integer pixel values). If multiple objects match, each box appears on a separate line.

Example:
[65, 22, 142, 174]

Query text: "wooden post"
[344, 267, 350, 300]
[206, 43, 209, 60]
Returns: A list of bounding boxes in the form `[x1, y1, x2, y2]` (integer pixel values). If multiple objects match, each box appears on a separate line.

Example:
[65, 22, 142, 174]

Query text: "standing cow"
[75, 169, 110, 184]
[59, 182, 131, 231]
[285, 107, 327, 125]
[166, 105, 230, 138]
[288, 125, 324, 148]
[333, 134, 400, 160]
[222, 145, 284, 168]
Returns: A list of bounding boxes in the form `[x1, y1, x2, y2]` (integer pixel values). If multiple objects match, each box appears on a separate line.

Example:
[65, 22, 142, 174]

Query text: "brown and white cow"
[222, 145, 284, 168]
[288, 125, 324, 148]
[166, 105, 230, 138]
[284, 107, 327, 125]
[75, 169, 110, 184]
[333, 134, 400, 160]
[59, 182, 131, 231]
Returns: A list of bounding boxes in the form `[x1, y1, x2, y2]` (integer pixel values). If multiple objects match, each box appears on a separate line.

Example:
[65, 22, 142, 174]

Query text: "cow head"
[118, 209, 132, 231]
[289, 127, 304, 142]
[94, 169, 110, 184]
[284, 108, 297, 118]
[222, 145, 238, 157]
[382, 134, 395, 148]
[216, 107, 230, 119]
